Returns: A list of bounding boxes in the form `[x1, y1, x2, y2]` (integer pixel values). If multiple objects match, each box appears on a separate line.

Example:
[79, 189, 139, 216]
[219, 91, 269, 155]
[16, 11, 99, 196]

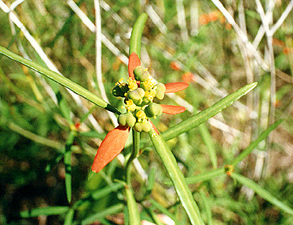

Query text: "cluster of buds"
[113, 65, 166, 132]
[91, 53, 188, 173]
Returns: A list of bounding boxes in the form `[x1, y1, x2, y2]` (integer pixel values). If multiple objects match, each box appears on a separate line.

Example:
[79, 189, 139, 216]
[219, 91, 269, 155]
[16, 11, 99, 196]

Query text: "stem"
[129, 13, 148, 57]
[149, 128, 204, 225]
[126, 130, 140, 185]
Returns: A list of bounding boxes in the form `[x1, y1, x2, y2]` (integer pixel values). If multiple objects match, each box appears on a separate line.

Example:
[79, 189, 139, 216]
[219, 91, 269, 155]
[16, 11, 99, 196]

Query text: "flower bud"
[133, 66, 147, 81]
[126, 113, 136, 127]
[141, 120, 151, 132]
[134, 122, 143, 132]
[155, 83, 166, 100]
[127, 88, 145, 105]
[145, 103, 162, 118]
[118, 114, 127, 126]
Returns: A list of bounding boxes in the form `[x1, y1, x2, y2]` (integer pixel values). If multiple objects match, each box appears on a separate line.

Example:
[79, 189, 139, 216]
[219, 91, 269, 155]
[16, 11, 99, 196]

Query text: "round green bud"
[155, 83, 166, 100]
[126, 113, 136, 127]
[134, 122, 143, 132]
[112, 84, 129, 97]
[141, 120, 151, 132]
[145, 103, 162, 118]
[127, 88, 145, 105]
[134, 66, 144, 79]
[118, 114, 127, 126]
[140, 71, 150, 82]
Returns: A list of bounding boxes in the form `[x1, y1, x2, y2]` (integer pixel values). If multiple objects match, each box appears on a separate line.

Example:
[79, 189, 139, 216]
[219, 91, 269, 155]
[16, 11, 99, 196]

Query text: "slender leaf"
[149, 128, 204, 225]
[185, 168, 225, 185]
[199, 123, 217, 168]
[129, 13, 148, 57]
[64, 130, 76, 203]
[162, 82, 258, 141]
[64, 208, 75, 225]
[0, 46, 120, 114]
[125, 187, 141, 224]
[81, 204, 124, 225]
[231, 172, 293, 215]
[199, 190, 212, 225]
[232, 119, 283, 166]
[148, 199, 180, 224]
[20, 206, 69, 218]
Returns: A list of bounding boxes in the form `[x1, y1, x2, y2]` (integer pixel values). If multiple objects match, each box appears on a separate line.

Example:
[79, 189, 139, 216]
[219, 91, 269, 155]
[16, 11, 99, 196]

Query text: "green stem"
[149, 128, 204, 225]
[126, 130, 140, 185]
[125, 130, 141, 224]
[129, 13, 148, 57]
[0, 46, 120, 115]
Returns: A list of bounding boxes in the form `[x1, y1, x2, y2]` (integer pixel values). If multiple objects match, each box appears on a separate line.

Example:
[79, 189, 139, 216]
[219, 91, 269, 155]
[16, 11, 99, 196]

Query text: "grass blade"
[20, 206, 69, 218]
[81, 204, 124, 225]
[149, 128, 204, 225]
[231, 172, 293, 215]
[64, 208, 75, 225]
[64, 130, 76, 203]
[232, 120, 283, 166]
[185, 168, 225, 185]
[0, 46, 119, 114]
[199, 123, 217, 168]
[162, 82, 257, 141]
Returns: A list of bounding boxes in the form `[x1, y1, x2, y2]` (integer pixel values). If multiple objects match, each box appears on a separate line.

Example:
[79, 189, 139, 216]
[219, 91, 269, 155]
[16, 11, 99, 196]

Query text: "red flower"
[91, 53, 189, 173]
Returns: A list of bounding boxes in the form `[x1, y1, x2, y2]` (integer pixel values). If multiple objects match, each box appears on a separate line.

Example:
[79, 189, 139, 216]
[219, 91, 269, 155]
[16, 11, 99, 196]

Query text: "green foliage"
[1, 0, 293, 224]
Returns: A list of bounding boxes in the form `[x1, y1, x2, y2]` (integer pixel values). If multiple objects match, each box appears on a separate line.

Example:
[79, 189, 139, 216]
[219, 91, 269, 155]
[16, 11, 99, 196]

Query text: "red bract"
[128, 52, 141, 79]
[91, 125, 130, 173]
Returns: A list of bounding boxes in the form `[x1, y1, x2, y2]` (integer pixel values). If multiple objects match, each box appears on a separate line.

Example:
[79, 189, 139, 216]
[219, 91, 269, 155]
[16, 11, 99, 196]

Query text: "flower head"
[91, 53, 189, 173]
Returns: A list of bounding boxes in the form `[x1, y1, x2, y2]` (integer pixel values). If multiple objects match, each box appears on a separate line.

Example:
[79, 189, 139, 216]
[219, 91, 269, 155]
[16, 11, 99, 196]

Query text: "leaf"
[149, 128, 204, 225]
[64, 130, 76, 203]
[0, 46, 119, 114]
[162, 82, 257, 141]
[185, 168, 225, 185]
[81, 204, 124, 225]
[231, 172, 293, 215]
[232, 120, 283, 166]
[20, 206, 69, 218]
[129, 13, 148, 58]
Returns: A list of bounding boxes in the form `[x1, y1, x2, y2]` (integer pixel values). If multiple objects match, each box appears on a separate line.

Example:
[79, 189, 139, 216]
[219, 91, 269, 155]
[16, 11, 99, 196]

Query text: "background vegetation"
[0, 0, 292, 224]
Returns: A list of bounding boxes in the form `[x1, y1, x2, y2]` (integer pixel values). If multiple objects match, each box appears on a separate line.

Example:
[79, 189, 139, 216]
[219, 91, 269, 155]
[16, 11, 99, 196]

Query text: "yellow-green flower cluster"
[112, 66, 166, 132]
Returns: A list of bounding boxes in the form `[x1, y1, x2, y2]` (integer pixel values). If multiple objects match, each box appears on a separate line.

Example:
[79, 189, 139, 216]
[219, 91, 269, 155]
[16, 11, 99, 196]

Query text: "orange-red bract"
[165, 82, 188, 93]
[91, 125, 130, 173]
[161, 105, 186, 115]
[128, 53, 141, 79]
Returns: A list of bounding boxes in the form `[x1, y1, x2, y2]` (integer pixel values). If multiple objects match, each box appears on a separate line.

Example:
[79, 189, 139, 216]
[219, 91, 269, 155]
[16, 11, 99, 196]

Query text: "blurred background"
[0, 0, 292, 224]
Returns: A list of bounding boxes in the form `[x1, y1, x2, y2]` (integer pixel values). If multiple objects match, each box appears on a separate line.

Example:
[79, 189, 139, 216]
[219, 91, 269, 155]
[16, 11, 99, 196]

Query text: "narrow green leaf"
[185, 168, 225, 185]
[199, 190, 213, 225]
[129, 13, 148, 57]
[0, 46, 120, 114]
[64, 208, 75, 225]
[162, 82, 258, 141]
[149, 128, 204, 225]
[20, 206, 69, 218]
[81, 204, 124, 225]
[64, 130, 76, 203]
[125, 187, 141, 224]
[199, 123, 217, 168]
[231, 172, 293, 215]
[149, 199, 180, 224]
[232, 120, 283, 166]
[91, 182, 124, 200]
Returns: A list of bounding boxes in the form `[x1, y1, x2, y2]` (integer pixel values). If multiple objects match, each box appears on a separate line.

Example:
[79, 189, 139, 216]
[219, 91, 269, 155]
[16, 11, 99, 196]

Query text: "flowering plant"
[91, 52, 188, 173]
